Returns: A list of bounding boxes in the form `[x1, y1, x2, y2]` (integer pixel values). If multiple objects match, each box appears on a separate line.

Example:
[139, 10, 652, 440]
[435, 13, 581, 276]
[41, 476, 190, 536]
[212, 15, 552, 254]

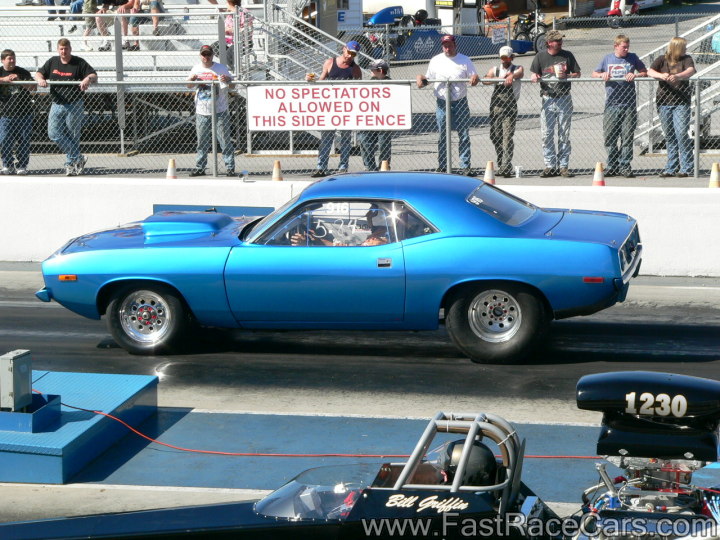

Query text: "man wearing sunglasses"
[306, 41, 362, 178]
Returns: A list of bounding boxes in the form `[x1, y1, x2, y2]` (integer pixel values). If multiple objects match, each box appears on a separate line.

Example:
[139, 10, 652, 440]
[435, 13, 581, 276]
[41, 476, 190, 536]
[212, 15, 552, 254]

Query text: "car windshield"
[243, 194, 301, 242]
[466, 184, 536, 226]
[254, 463, 380, 521]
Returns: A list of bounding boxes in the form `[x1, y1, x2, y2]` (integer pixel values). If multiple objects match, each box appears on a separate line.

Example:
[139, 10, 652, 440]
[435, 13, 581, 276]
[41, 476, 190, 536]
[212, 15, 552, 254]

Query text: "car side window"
[392, 203, 435, 241]
[257, 201, 397, 247]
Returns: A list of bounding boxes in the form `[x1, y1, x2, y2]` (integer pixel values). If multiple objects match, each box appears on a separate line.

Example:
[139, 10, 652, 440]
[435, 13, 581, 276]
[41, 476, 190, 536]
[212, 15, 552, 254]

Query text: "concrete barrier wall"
[3, 177, 719, 276]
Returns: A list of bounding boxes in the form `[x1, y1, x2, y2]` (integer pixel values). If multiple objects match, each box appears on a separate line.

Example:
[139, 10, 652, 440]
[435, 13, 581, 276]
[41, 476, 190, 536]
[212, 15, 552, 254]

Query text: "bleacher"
[0, 2, 246, 80]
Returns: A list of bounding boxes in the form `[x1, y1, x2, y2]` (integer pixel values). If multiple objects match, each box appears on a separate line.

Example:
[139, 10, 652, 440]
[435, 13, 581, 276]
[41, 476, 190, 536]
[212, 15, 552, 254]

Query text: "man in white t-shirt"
[186, 44, 235, 176]
[416, 34, 479, 175]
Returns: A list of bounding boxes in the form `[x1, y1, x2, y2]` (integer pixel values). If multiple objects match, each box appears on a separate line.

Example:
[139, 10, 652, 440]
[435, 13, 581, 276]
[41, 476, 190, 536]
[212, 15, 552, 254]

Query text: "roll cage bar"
[390, 411, 525, 516]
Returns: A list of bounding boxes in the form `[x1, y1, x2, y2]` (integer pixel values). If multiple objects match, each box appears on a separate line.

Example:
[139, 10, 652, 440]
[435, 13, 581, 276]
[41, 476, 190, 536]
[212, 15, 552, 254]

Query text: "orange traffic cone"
[380, 160, 390, 171]
[272, 160, 283, 181]
[166, 158, 177, 179]
[592, 162, 605, 186]
[483, 161, 496, 185]
[709, 162, 720, 188]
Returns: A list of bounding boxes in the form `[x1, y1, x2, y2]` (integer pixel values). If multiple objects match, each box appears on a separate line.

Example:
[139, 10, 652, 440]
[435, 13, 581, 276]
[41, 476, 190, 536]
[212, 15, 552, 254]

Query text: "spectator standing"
[35, 39, 97, 176]
[187, 45, 235, 176]
[648, 37, 696, 178]
[0, 50, 36, 175]
[306, 41, 362, 178]
[222, 0, 253, 66]
[592, 35, 647, 178]
[417, 34, 479, 175]
[483, 45, 523, 178]
[360, 58, 392, 171]
[530, 30, 580, 178]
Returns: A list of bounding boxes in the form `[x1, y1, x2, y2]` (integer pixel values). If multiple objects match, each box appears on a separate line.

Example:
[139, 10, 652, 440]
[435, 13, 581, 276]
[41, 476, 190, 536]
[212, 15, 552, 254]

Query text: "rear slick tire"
[445, 282, 549, 364]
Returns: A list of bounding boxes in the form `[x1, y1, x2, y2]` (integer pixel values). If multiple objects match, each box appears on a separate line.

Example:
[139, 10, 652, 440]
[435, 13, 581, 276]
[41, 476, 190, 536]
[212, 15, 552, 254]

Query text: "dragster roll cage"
[391, 411, 524, 515]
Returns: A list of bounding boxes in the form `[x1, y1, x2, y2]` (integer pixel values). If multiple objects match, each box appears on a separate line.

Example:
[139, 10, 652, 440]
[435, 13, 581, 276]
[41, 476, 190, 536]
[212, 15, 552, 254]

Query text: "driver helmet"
[439, 439, 497, 486]
[414, 9, 428, 23]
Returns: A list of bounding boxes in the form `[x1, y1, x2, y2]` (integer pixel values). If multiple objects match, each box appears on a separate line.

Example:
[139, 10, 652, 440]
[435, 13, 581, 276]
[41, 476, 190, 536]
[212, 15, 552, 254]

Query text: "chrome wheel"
[467, 289, 522, 343]
[118, 289, 173, 345]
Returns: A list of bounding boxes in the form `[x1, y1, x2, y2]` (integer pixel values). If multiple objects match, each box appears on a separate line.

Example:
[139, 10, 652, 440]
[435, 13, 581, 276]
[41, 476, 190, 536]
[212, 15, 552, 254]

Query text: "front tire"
[445, 283, 549, 364]
[106, 283, 190, 355]
[533, 31, 547, 53]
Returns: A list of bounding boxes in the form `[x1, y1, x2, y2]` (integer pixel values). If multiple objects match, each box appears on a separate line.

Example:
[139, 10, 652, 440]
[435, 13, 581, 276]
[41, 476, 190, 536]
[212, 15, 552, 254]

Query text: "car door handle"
[377, 258, 392, 268]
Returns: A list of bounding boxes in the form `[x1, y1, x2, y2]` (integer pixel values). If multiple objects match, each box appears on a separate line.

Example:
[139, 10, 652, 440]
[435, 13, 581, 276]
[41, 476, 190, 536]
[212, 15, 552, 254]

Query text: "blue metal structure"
[0, 371, 157, 484]
[36, 172, 642, 364]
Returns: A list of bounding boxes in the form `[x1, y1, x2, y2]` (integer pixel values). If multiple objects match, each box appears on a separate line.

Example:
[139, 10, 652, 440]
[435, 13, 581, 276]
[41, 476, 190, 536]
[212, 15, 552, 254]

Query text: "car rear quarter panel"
[402, 235, 621, 325]
[42, 247, 236, 327]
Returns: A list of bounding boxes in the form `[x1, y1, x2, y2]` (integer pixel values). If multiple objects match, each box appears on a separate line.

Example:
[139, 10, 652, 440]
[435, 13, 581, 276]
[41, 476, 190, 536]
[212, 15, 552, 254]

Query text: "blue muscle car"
[36, 172, 642, 364]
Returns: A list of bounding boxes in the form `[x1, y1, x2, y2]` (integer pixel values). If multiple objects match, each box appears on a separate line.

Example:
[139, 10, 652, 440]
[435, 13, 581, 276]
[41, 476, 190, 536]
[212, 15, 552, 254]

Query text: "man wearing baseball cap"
[360, 58, 392, 171]
[306, 41, 362, 177]
[186, 44, 235, 177]
[417, 34, 479, 175]
[530, 30, 581, 178]
[482, 46, 523, 178]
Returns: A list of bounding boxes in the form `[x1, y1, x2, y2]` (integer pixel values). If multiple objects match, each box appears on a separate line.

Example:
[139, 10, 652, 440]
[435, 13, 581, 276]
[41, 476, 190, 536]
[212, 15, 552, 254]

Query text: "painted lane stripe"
[0, 482, 270, 495]
[0, 329, 107, 339]
[162, 407, 598, 427]
[0, 300, 61, 308]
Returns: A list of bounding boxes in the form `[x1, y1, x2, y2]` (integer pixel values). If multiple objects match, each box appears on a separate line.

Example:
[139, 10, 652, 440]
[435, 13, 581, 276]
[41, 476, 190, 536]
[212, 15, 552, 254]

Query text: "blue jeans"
[0, 115, 33, 169]
[317, 131, 351, 171]
[436, 97, 471, 170]
[359, 131, 391, 171]
[45, 0, 70, 15]
[48, 101, 84, 166]
[603, 104, 637, 172]
[658, 104, 693, 174]
[540, 95, 573, 169]
[195, 111, 235, 171]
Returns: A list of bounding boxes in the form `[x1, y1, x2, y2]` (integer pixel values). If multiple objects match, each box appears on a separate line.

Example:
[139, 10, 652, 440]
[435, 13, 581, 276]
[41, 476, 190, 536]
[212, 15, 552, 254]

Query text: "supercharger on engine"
[573, 371, 720, 540]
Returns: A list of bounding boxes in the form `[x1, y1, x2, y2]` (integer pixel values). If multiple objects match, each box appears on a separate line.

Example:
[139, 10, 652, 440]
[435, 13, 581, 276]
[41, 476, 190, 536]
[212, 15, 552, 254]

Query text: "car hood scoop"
[62, 212, 252, 253]
[141, 212, 236, 238]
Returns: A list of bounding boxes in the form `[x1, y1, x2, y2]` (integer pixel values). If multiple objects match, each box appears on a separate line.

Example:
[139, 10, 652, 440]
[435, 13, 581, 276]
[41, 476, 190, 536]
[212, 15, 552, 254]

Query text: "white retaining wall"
[2, 177, 719, 276]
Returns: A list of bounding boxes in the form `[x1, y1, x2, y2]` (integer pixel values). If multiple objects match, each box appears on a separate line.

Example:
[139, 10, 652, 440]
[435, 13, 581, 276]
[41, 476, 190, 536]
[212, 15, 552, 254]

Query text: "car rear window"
[466, 184, 536, 226]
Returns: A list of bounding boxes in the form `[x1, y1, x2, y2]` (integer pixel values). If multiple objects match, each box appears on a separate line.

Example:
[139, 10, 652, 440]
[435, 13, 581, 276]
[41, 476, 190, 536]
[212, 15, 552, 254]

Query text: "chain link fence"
[3, 77, 719, 177]
[2, 8, 720, 177]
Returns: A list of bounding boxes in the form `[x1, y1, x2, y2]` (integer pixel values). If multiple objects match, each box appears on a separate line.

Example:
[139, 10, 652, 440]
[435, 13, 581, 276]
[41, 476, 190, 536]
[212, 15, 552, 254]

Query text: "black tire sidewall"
[106, 283, 188, 355]
[445, 283, 548, 364]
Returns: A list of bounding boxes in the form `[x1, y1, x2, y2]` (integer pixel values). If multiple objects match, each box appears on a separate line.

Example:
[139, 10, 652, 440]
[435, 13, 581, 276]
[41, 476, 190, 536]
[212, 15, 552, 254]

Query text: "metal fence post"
[218, 15, 227, 67]
[694, 77, 700, 179]
[233, 8, 240, 77]
[445, 80, 452, 173]
[114, 17, 126, 155]
[675, 15, 679, 38]
[211, 83, 218, 177]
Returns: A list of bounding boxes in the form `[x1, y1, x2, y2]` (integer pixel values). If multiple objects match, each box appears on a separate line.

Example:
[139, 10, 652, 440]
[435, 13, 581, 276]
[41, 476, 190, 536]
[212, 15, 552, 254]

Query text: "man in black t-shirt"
[35, 38, 97, 176]
[0, 49, 36, 175]
[530, 30, 581, 178]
